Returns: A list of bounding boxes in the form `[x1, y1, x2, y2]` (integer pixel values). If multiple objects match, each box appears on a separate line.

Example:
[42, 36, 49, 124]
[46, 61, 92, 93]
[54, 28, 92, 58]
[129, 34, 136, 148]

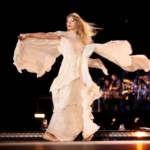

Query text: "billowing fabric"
[13, 36, 61, 77]
[13, 31, 150, 141]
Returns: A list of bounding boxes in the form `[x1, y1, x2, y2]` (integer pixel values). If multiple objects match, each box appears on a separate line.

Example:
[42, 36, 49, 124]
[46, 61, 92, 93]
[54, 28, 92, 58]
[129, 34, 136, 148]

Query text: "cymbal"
[138, 75, 149, 80]
[123, 79, 134, 84]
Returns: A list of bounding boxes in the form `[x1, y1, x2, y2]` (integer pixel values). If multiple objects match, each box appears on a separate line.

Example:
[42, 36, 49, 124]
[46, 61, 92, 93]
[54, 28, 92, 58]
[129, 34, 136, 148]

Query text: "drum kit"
[95, 74, 150, 112]
[101, 75, 150, 101]
[122, 75, 150, 100]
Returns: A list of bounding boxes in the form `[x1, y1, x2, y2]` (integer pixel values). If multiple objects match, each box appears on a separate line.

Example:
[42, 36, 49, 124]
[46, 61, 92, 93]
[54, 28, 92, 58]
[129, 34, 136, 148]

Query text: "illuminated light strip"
[135, 132, 147, 137]
[131, 132, 148, 137]
[94, 131, 150, 137]
[34, 113, 45, 118]
[1, 131, 150, 139]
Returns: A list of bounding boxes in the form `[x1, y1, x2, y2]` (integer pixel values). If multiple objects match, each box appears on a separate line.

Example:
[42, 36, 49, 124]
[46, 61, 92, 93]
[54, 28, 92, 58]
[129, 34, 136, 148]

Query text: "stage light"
[111, 118, 116, 125]
[136, 132, 147, 137]
[34, 113, 45, 118]
[112, 118, 116, 122]
[134, 117, 139, 123]
[131, 132, 147, 137]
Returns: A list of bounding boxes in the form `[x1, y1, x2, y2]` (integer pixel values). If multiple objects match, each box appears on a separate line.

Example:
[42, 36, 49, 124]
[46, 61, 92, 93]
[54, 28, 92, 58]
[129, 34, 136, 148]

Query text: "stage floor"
[0, 141, 150, 150]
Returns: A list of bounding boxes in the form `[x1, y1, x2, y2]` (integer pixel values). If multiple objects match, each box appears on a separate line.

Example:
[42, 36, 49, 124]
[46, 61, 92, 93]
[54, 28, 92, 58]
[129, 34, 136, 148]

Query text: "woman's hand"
[18, 34, 29, 40]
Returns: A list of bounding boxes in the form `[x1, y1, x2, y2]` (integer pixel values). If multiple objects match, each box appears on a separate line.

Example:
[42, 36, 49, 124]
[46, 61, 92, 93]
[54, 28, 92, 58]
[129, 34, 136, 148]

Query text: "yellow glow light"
[136, 132, 147, 137]
[34, 113, 45, 118]
[137, 142, 142, 150]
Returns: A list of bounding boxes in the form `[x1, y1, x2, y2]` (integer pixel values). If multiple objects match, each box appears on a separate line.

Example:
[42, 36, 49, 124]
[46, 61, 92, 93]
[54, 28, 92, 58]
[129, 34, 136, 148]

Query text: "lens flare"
[136, 132, 147, 137]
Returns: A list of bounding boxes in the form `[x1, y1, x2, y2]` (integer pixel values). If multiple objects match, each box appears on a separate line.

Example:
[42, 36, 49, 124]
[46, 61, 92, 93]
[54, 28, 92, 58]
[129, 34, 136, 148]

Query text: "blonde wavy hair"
[66, 13, 102, 45]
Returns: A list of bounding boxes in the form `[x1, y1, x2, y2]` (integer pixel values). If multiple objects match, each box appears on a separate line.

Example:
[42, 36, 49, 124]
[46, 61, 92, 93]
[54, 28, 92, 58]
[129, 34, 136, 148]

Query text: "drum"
[122, 82, 136, 90]
[102, 91, 111, 100]
[122, 83, 129, 90]
[102, 90, 120, 100]
[112, 91, 120, 99]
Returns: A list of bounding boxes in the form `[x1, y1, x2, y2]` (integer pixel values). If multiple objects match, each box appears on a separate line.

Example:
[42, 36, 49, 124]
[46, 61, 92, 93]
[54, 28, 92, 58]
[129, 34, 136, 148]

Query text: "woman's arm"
[109, 82, 121, 90]
[111, 83, 121, 90]
[18, 32, 60, 40]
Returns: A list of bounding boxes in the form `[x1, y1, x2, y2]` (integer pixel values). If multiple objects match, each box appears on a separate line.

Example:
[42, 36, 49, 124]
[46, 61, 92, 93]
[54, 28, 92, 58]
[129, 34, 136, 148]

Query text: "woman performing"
[13, 13, 150, 142]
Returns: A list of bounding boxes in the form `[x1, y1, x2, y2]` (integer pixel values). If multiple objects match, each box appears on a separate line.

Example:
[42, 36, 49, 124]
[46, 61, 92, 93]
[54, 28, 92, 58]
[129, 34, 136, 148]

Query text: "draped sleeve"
[82, 40, 150, 90]
[85, 41, 150, 75]
[88, 58, 108, 75]
[13, 31, 65, 77]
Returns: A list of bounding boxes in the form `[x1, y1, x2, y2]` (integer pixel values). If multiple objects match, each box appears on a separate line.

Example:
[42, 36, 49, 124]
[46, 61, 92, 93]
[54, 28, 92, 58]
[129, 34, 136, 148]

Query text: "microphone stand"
[134, 70, 140, 100]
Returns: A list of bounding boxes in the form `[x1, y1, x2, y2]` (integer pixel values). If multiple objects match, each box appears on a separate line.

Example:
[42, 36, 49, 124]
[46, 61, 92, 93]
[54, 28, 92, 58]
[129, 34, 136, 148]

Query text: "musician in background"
[109, 73, 121, 91]
[102, 78, 112, 112]
[108, 73, 121, 111]
[103, 78, 110, 90]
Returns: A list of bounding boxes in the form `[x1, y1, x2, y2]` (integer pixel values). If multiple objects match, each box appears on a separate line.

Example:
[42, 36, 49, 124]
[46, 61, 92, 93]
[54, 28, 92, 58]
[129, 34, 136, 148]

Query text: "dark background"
[1, 1, 150, 130]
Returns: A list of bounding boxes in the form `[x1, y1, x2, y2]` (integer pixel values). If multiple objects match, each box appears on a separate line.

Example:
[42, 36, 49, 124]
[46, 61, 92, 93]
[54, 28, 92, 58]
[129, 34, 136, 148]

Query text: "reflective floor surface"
[0, 141, 150, 150]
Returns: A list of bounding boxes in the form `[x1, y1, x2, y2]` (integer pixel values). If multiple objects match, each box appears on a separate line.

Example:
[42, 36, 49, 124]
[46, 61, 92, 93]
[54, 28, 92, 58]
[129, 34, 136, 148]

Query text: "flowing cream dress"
[13, 31, 150, 141]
